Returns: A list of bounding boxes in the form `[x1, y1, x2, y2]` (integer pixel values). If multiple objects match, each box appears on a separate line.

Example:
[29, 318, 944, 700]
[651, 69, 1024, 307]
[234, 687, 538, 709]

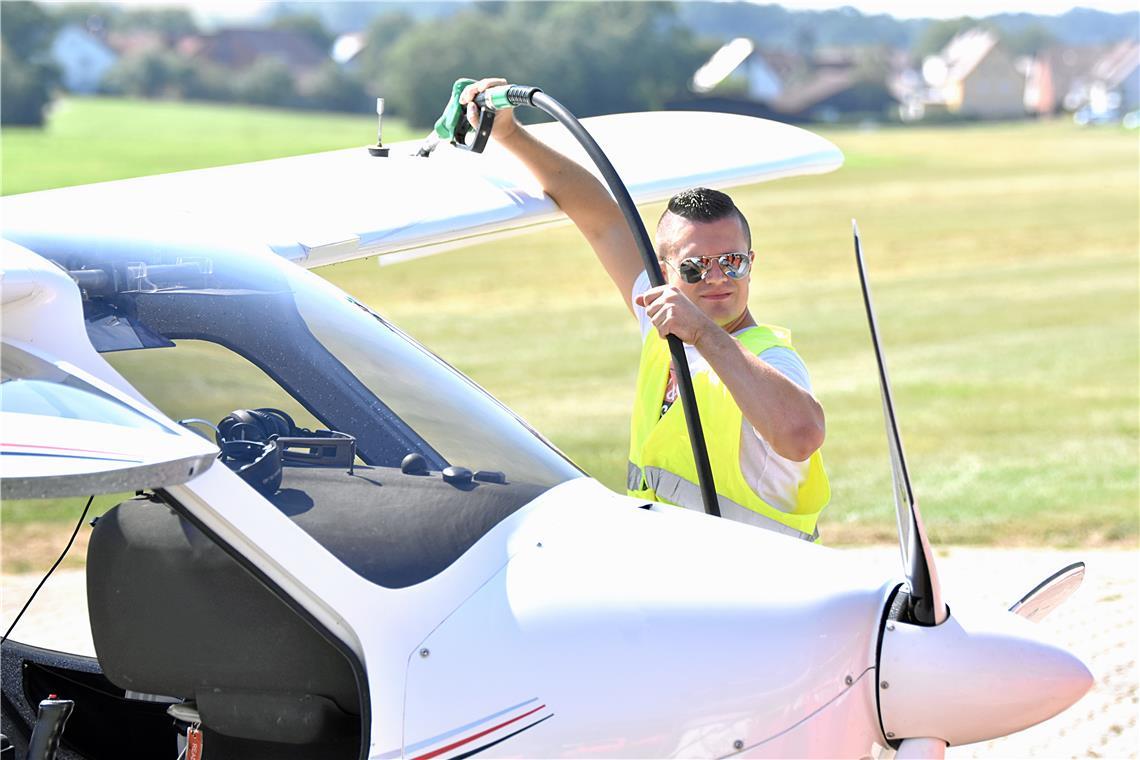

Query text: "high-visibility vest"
[627, 325, 830, 541]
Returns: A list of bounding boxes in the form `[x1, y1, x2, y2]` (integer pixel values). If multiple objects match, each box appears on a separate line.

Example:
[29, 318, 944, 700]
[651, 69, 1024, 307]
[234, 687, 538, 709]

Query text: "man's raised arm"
[460, 78, 645, 311]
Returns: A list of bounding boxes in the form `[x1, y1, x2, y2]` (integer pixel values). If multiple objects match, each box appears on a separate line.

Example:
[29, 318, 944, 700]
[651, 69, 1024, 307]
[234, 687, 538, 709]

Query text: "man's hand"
[465, 75, 642, 306]
[459, 77, 519, 142]
[635, 285, 718, 346]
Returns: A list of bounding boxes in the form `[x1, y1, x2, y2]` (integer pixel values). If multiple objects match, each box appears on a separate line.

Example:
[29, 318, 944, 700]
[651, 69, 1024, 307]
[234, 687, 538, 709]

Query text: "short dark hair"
[656, 187, 751, 257]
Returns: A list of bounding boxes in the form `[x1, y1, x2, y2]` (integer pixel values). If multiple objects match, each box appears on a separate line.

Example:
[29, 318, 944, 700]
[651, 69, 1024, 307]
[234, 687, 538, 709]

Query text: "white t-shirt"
[631, 271, 812, 514]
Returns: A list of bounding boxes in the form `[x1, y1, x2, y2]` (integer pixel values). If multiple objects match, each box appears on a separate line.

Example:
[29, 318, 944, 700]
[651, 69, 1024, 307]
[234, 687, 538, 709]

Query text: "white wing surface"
[1, 111, 841, 269]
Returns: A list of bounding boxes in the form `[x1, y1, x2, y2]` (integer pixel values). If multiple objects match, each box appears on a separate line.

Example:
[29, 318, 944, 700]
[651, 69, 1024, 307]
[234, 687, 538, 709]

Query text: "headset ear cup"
[218, 409, 266, 444]
[220, 438, 282, 495]
[242, 439, 283, 495]
[253, 408, 295, 438]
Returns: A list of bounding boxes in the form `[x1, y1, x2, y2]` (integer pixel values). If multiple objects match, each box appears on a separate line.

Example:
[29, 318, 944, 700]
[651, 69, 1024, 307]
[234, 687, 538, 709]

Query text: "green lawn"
[2, 98, 1136, 552]
[1, 96, 409, 195]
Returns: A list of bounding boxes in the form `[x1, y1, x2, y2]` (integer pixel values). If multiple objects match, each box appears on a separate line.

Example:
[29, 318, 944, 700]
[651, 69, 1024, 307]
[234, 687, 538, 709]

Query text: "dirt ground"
[2, 546, 1136, 758]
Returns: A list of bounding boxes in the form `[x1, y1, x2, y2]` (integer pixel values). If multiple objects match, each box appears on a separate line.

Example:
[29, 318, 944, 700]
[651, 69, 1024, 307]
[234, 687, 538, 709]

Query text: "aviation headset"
[215, 408, 299, 496]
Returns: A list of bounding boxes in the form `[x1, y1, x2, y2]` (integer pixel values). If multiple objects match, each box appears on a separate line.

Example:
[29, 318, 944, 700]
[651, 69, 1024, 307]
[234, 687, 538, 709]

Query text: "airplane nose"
[877, 601, 1093, 746]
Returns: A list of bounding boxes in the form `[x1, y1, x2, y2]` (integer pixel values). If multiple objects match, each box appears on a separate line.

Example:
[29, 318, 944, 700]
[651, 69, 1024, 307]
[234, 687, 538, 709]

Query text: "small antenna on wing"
[853, 219, 944, 626]
[368, 97, 390, 157]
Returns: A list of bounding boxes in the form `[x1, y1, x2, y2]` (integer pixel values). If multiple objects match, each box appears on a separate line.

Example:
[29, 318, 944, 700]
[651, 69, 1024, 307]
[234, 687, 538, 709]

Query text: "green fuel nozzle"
[420, 79, 542, 156]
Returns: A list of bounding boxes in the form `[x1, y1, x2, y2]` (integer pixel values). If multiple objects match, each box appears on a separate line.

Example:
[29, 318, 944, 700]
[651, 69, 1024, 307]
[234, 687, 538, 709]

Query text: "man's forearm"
[693, 328, 826, 462]
[498, 127, 623, 240]
[497, 124, 642, 306]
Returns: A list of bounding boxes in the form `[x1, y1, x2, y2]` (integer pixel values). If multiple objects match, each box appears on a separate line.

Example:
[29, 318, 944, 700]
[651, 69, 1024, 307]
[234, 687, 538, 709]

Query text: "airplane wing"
[0, 111, 842, 270]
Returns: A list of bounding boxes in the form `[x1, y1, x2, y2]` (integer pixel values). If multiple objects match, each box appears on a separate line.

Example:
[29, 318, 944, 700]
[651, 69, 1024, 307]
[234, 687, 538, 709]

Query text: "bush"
[235, 58, 297, 107]
[1, 1, 59, 125]
[298, 62, 369, 113]
[102, 50, 174, 98]
[1, 44, 57, 126]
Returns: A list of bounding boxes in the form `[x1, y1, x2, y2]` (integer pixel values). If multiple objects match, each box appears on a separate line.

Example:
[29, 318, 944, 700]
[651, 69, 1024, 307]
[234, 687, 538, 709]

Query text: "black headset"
[215, 408, 297, 496]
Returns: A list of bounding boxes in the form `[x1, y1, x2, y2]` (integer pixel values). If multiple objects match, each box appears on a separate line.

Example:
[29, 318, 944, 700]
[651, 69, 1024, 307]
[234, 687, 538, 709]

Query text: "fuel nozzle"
[418, 79, 542, 157]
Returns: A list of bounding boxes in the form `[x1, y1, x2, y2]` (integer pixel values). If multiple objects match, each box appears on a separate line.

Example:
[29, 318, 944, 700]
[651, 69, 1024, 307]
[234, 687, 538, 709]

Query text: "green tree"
[236, 58, 297, 107]
[912, 17, 984, 60]
[354, 10, 417, 109]
[1, 1, 59, 126]
[102, 50, 175, 98]
[1003, 23, 1056, 56]
[115, 7, 197, 39]
[1, 0, 57, 60]
[271, 13, 335, 54]
[375, 2, 711, 128]
[1, 44, 57, 125]
[299, 62, 369, 113]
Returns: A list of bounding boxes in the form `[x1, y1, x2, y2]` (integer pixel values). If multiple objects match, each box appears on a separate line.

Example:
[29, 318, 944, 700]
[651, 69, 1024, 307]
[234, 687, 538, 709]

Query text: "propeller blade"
[896, 738, 947, 759]
[852, 220, 946, 626]
[1009, 561, 1085, 623]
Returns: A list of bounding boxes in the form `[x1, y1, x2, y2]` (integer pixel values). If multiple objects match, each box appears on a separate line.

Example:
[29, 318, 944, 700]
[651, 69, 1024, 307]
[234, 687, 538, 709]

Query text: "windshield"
[293, 271, 579, 485]
[19, 234, 582, 491]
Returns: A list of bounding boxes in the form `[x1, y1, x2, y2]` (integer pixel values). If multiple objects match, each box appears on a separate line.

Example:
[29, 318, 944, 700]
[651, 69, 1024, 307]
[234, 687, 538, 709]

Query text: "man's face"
[658, 214, 753, 328]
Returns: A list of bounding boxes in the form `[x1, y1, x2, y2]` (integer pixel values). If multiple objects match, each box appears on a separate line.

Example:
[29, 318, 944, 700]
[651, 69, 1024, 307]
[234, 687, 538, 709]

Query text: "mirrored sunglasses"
[665, 252, 753, 284]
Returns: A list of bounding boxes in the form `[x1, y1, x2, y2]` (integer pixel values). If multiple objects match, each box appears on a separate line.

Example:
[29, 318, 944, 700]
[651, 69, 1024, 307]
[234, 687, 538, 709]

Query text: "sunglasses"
[663, 252, 754, 284]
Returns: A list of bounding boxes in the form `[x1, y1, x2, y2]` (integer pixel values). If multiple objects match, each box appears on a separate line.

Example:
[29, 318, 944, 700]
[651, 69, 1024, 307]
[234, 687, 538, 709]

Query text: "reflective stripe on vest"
[627, 461, 819, 542]
[627, 324, 830, 540]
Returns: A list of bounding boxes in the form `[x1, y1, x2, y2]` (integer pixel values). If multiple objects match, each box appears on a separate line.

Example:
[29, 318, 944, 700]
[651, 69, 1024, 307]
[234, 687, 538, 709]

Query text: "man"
[461, 78, 829, 541]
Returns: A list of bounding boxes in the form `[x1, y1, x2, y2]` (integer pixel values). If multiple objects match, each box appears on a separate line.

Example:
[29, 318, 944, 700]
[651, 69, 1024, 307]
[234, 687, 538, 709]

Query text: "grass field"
[1, 97, 404, 195]
[1, 97, 1136, 571]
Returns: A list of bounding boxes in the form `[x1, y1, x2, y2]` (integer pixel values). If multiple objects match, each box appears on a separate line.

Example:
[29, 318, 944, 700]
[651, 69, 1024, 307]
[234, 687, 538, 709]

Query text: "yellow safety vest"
[627, 325, 830, 541]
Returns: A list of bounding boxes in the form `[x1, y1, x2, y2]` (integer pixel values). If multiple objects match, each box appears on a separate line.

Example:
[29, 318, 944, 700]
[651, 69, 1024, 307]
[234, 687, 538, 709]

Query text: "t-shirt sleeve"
[758, 346, 813, 393]
[631, 270, 652, 339]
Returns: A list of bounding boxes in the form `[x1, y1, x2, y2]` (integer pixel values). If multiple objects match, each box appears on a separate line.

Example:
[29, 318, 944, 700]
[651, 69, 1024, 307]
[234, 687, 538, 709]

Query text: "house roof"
[177, 28, 328, 73]
[104, 29, 167, 57]
[1091, 39, 1140, 88]
[941, 28, 1001, 83]
[772, 68, 857, 114]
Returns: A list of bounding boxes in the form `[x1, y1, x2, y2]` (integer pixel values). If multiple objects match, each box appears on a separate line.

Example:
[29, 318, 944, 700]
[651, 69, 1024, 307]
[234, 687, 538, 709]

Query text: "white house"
[50, 24, 119, 94]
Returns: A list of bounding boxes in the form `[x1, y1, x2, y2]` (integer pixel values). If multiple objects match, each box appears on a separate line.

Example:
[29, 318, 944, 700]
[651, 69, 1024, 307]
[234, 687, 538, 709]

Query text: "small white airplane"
[0, 90, 1092, 760]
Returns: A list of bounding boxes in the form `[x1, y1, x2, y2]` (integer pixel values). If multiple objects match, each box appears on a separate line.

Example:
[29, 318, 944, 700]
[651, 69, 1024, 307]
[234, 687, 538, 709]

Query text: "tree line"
[1, 1, 711, 128]
[4, 0, 1134, 128]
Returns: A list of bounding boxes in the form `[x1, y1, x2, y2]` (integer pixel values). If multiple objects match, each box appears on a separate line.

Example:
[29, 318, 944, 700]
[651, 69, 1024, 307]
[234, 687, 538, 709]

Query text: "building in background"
[50, 24, 118, 94]
[177, 28, 327, 77]
[1070, 39, 1140, 123]
[921, 28, 1024, 119]
[682, 38, 897, 123]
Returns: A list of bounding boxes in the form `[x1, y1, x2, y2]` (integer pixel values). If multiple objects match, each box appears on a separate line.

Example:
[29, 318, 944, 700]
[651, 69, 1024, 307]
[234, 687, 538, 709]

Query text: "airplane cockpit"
[3, 232, 586, 758]
[26, 234, 584, 589]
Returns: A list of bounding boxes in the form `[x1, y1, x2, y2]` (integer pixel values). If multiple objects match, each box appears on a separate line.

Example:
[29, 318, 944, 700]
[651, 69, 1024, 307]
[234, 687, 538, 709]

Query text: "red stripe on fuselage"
[413, 704, 547, 760]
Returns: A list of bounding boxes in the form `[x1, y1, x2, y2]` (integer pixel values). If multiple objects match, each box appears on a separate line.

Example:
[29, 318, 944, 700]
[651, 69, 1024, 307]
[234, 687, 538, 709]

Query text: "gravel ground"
[2, 546, 1136, 758]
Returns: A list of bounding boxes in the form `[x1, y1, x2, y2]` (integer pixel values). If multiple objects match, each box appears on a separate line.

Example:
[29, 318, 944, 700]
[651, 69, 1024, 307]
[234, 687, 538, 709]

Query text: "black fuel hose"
[477, 86, 720, 517]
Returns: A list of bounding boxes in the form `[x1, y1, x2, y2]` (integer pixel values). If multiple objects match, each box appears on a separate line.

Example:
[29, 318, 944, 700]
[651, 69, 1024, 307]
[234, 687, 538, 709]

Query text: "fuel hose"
[473, 85, 721, 517]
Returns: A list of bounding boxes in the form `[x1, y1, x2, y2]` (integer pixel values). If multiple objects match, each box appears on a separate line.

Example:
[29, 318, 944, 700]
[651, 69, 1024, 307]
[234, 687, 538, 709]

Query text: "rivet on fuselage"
[419, 648, 430, 658]
[887, 732, 896, 739]
[845, 675, 854, 686]
[886, 623, 895, 631]
[881, 681, 890, 689]
[733, 739, 744, 751]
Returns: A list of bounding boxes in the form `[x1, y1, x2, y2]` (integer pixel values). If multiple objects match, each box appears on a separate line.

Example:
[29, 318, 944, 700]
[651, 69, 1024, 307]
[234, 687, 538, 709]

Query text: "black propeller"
[852, 220, 946, 626]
